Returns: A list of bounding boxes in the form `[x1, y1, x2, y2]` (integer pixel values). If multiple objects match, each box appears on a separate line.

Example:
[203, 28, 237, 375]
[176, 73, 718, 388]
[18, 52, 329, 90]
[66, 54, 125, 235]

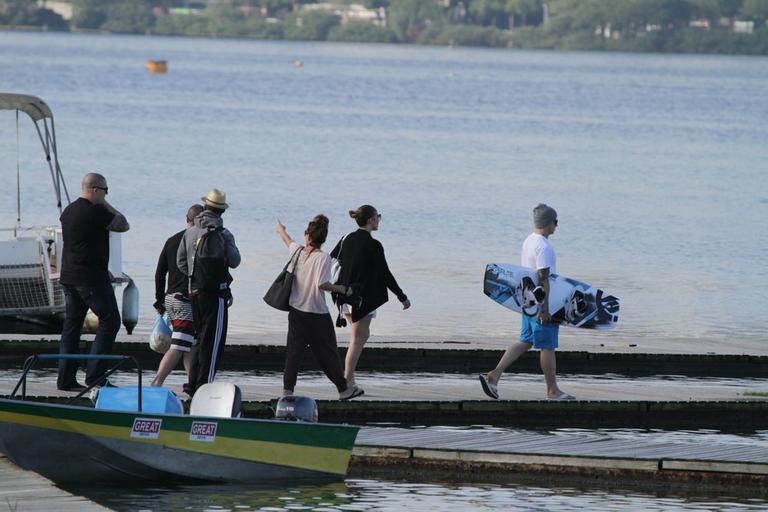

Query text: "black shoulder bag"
[263, 246, 303, 311]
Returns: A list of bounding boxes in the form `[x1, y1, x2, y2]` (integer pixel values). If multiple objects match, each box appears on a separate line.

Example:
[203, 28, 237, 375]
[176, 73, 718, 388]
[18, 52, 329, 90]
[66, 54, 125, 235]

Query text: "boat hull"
[0, 398, 358, 484]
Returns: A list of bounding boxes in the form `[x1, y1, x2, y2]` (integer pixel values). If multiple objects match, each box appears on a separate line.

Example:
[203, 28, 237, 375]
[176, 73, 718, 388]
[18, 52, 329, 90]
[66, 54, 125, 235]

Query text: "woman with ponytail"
[330, 205, 411, 391]
[276, 215, 363, 400]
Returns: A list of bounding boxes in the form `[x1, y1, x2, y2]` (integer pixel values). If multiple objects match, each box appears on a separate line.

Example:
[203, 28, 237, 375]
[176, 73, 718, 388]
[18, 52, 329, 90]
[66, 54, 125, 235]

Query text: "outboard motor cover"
[190, 383, 242, 418]
[275, 395, 318, 423]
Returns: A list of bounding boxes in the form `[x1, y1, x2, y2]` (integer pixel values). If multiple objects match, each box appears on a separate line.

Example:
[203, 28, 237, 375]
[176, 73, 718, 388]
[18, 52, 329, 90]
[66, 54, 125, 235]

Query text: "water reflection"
[64, 478, 768, 511]
[65, 481, 352, 511]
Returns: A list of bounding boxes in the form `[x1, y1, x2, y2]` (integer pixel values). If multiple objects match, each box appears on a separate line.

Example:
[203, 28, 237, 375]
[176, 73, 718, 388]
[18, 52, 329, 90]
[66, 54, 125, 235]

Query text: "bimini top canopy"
[1, 92, 69, 216]
[0, 93, 53, 122]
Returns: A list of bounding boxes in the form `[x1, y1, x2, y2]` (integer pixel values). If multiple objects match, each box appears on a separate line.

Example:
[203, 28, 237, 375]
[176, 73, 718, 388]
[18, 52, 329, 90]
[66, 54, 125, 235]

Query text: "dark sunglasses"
[553, 219, 558, 226]
[93, 186, 108, 194]
[376, 213, 382, 220]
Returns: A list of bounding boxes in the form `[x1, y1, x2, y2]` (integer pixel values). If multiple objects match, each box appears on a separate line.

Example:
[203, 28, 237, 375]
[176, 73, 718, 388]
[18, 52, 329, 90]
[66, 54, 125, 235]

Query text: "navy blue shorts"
[520, 315, 559, 350]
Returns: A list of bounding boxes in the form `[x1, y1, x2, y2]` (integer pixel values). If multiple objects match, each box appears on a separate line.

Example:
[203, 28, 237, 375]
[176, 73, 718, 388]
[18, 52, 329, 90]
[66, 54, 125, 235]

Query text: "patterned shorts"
[164, 293, 196, 352]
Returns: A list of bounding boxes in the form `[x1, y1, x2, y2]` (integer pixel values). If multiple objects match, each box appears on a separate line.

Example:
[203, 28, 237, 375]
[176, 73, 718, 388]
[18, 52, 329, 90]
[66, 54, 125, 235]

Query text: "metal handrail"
[0, 226, 58, 232]
[10, 354, 143, 411]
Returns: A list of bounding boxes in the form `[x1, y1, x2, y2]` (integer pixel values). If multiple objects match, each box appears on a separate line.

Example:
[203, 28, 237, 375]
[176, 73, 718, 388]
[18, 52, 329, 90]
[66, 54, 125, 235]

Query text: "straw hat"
[201, 189, 229, 210]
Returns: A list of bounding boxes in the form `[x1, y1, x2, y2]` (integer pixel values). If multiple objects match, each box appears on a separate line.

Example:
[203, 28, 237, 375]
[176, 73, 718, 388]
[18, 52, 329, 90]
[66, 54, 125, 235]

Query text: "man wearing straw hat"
[177, 189, 241, 395]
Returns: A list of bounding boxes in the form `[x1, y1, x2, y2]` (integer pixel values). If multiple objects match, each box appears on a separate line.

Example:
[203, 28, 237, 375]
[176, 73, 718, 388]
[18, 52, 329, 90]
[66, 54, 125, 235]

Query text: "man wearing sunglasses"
[57, 172, 129, 391]
[480, 203, 574, 401]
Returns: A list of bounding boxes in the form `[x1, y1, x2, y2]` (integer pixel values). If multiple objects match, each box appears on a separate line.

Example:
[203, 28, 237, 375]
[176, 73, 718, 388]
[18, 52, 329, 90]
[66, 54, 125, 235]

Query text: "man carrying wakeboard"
[479, 203, 575, 401]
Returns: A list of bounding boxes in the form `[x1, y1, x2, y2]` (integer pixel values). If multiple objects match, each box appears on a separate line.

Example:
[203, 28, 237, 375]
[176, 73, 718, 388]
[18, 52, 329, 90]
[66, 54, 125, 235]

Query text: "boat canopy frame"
[0, 93, 70, 228]
[11, 354, 144, 409]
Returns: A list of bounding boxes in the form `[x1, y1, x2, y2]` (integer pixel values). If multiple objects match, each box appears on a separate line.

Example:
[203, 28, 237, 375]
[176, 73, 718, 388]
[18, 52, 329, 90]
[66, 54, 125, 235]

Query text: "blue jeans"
[57, 282, 121, 389]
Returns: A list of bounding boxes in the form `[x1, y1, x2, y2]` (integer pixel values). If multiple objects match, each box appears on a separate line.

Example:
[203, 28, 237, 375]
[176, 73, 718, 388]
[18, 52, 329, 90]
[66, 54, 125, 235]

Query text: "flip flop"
[478, 374, 499, 400]
[340, 386, 365, 401]
[547, 391, 575, 400]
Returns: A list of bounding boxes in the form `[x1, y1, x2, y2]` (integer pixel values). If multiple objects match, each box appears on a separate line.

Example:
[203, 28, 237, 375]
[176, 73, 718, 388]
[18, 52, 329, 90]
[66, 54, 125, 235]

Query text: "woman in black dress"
[330, 205, 411, 390]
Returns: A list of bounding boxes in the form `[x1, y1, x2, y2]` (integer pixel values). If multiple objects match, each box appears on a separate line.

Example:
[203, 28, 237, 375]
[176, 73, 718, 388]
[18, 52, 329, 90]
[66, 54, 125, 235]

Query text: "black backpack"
[191, 227, 231, 293]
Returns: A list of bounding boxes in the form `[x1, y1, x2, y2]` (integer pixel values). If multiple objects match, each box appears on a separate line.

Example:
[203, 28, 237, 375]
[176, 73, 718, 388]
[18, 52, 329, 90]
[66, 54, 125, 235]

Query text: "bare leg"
[540, 349, 564, 397]
[152, 349, 184, 387]
[487, 342, 531, 385]
[344, 314, 373, 386]
[182, 352, 192, 375]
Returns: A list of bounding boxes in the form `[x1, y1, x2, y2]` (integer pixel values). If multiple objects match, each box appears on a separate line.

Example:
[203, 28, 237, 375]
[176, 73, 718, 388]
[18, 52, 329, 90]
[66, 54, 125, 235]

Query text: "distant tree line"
[1, 0, 767, 54]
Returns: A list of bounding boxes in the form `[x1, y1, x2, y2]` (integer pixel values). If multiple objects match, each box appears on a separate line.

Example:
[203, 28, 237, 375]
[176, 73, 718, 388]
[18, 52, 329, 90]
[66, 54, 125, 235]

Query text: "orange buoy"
[146, 60, 168, 73]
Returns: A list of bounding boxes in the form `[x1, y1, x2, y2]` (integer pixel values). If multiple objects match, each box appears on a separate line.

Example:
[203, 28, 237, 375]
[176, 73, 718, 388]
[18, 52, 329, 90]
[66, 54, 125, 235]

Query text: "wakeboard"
[484, 263, 619, 329]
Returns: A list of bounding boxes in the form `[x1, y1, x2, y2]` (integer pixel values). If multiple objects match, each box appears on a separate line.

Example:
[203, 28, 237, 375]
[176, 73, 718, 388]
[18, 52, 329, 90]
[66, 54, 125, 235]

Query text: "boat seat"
[95, 386, 184, 415]
[190, 383, 242, 418]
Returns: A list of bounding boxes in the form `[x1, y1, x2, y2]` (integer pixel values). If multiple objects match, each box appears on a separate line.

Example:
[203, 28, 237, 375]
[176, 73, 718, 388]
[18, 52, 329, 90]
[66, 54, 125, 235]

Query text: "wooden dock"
[5, 369, 768, 430]
[352, 426, 768, 491]
[11, 395, 768, 431]
[243, 398, 768, 430]
[2, 339, 767, 376]
[0, 455, 108, 511]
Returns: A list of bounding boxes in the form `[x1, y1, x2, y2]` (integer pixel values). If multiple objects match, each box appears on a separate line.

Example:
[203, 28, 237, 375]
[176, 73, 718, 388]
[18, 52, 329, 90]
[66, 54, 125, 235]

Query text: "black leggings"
[284, 308, 347, 393]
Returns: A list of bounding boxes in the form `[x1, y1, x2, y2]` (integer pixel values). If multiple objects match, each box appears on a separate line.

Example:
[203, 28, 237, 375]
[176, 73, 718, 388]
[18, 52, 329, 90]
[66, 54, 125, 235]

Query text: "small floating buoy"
[146, 60, 168, 73]
[122, 280, 139, 335]
[294, 60, 304, 68]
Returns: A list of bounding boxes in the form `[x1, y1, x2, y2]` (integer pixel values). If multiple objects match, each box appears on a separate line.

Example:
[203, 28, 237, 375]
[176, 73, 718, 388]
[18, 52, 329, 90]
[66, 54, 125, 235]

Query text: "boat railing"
[10, 354, 144, 411]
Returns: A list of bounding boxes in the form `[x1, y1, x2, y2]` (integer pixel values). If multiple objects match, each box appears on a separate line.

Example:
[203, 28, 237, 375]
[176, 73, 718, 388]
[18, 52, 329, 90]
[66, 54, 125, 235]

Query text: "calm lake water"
[65, 477, 768, 512]
[1, 32, 767, 347]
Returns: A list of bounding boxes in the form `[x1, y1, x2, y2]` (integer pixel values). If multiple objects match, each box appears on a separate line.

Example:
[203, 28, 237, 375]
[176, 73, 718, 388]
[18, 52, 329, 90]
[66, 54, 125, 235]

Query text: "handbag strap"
[284, 246, 303, 272]
[336, 234, 348, 260]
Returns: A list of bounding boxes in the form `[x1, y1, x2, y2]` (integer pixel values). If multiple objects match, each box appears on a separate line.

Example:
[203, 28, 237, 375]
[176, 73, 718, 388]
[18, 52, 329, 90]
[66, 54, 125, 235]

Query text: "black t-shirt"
[59, 197, 115, 286]
[155, 230, 188, 303]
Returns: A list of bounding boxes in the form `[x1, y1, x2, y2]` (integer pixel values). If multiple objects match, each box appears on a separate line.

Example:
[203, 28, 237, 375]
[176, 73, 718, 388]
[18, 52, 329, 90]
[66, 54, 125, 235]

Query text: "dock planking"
[353, 426, 768, 488]
[246, 399, 768, 430]
[8, 397, 768, 431]
[2, 339, 768, 376]
[0, 455, 108, 511]
[3, 356, 768, 429]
